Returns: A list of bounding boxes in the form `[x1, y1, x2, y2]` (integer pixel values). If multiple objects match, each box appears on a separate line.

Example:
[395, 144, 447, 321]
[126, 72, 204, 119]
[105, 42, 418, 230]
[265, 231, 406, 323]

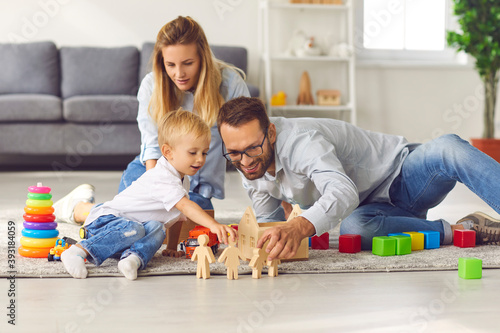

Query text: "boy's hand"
[210, 224, 237, 245]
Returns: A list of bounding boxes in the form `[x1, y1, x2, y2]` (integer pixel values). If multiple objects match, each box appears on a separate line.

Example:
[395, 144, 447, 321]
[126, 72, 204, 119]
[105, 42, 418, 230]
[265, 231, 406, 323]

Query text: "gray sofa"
[0, 41, 258, 169]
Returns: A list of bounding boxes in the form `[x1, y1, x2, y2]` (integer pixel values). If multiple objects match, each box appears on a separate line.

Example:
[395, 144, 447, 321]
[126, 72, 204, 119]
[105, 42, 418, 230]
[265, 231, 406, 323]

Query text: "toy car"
[183, 226, 219, 259]
[48, 238, 69, 261]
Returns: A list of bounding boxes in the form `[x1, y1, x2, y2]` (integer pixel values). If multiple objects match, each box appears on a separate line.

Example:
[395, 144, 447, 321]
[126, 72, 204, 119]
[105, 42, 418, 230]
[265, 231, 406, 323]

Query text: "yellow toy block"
[403, 232, 424, 251]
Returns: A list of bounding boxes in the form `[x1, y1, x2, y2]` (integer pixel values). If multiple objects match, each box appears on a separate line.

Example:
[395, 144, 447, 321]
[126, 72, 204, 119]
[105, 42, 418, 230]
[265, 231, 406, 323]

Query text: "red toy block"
[311, 232, 329, 249]
[453, 229, 476, 248]
[339, 234, 361, 253]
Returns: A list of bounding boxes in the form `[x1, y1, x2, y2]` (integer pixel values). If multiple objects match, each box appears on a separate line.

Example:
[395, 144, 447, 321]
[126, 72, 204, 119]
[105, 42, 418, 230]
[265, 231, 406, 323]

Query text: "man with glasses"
[217, 97, 500, 261]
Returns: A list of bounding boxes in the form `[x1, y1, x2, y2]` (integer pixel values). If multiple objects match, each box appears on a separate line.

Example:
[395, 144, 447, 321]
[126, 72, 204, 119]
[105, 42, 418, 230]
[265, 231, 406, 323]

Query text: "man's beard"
[234, 141, 274, 181]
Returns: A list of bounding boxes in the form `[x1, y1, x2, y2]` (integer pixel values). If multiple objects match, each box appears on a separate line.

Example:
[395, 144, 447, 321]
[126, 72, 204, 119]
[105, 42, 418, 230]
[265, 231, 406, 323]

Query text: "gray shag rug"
[3, 209, 500, 278]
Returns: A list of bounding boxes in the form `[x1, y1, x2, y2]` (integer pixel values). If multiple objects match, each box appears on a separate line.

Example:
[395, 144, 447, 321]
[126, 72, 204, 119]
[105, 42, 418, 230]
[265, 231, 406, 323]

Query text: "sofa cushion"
[60, 46, 139, 98]
[0, 123, 63, 154]
[63, 95, 138, 123]
[0, 94, 62, 122]
[0, 41, 60, 96]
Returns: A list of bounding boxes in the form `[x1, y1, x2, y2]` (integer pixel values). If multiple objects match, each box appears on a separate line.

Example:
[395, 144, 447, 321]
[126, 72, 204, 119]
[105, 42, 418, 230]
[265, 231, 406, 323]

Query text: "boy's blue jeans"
[118, 155, 214, 210]
[80, 214, 166, 270]
[340, 134, 500, 250]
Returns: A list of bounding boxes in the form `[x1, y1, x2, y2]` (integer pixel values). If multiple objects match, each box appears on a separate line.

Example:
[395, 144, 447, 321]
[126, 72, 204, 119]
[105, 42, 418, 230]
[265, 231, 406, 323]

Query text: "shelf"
[269, 105, 352, 112]
[270, 55, 351, 62]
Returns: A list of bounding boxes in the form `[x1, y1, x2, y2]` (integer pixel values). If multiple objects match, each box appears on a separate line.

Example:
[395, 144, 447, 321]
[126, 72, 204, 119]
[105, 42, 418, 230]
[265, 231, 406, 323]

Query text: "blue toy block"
[388, 233, 411, 237]
[418, 230, 440, 249]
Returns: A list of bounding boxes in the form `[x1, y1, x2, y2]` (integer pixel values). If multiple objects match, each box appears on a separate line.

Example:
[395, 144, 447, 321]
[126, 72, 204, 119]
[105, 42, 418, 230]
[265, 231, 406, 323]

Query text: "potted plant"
[447, 0, 500, 161]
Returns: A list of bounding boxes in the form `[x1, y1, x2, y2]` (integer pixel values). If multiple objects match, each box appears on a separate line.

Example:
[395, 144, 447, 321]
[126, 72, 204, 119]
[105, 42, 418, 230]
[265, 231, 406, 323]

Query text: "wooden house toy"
[237, 205, 309, 261]
[316, 90, 341, 106]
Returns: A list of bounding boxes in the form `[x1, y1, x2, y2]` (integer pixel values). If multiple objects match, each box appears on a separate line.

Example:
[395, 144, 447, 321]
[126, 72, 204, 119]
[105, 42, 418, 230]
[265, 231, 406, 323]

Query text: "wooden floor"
[1, 171, 499, 332]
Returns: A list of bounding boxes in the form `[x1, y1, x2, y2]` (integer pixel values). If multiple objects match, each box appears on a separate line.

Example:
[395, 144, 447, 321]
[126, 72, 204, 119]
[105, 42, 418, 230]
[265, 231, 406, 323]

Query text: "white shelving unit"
[258, 0, 356, 124]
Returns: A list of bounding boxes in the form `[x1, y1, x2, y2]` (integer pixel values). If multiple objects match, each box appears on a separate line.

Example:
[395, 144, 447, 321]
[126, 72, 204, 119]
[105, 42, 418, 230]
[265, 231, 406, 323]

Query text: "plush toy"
[297, 71, 314, 105]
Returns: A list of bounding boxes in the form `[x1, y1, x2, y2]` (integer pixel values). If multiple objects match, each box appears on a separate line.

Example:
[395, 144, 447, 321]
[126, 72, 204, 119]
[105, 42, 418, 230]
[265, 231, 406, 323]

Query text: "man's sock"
[118, 254, 141, 280]
[61, 246, 88, 279]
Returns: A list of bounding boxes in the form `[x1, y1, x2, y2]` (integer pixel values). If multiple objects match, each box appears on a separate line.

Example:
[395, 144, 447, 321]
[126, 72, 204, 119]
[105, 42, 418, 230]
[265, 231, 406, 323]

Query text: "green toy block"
[372, 236, 396, 256]
[458, 257, 482, 279]
[389, 235, 412, 255]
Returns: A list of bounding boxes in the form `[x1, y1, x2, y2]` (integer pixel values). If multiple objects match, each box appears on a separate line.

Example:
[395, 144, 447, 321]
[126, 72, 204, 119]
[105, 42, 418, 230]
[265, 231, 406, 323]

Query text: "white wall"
[0, 0, 494, 143]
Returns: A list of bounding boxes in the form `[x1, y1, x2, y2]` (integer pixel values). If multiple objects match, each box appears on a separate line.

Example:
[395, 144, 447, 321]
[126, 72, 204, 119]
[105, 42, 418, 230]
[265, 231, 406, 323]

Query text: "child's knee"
[123, 222, 146, 240]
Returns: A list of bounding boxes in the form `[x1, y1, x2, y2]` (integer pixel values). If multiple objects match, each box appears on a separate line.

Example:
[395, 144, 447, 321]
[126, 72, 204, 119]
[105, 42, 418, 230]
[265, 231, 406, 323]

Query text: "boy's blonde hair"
[157, 108, 211, 147]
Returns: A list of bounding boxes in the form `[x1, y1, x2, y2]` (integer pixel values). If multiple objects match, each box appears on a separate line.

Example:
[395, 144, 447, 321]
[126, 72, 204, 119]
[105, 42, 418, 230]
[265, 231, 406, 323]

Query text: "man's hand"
[256, 216, 315, 261]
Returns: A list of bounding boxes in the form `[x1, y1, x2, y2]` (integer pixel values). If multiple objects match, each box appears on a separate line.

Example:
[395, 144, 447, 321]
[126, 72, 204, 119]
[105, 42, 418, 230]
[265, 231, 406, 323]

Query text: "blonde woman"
[54, 16, 250, 224]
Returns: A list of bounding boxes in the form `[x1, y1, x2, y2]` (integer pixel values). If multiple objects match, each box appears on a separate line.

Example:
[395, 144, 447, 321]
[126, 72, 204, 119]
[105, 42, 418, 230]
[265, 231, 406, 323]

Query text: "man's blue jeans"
[340, 134, 500, 249]
[80, 214, 166, 270]
[118, 155, 214, 210]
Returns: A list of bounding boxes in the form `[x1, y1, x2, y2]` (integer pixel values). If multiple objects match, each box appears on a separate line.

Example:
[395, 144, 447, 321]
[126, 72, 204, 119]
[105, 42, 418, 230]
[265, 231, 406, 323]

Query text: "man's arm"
[255, 130, 359, 260]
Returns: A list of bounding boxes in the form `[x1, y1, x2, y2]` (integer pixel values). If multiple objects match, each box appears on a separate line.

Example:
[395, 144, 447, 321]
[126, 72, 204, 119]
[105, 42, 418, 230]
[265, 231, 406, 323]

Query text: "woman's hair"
[149, 16, 244, 127]
[157, 108, 211, 147]
[217, 97, 270, 133]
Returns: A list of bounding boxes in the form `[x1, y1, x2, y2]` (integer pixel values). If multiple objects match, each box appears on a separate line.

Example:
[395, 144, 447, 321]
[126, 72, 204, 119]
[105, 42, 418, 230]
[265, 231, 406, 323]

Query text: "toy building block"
[311, 232, 329, 250]
[388, 235, 412, 255]
[403, 232, 424, 251]
[453, 229, 476, 248]
[372, 236, 396, 256]
[418, 230, 440, 249]
[267, 258, 281, 277]
[191, 234, 215, 279]
[458, 257, 482, 279]
[339, 234, 361, 253]
[237, 206, 308, 261]
[249, 248, 268, 279]
[218, 238, 245, 280]
[388, 233, 410, 237]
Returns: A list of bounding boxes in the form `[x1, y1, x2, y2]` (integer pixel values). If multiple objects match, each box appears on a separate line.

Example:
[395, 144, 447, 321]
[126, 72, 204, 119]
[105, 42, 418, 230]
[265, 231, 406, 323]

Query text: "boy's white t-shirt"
[84, 157, 190, 228]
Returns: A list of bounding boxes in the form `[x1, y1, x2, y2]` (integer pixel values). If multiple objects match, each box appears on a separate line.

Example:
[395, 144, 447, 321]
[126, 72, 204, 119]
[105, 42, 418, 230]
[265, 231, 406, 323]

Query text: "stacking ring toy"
[18, 246, 51, 258]
[24, 206, 54, 215]
[28, 185, 51, 194]
[26, 199, 54, 207]
[23, 213, 55, 223]
[23, 221, 58, 230]
[20, 236, 58, 248]
[27, 192, 52, 200]
[22, 229, 59, 239]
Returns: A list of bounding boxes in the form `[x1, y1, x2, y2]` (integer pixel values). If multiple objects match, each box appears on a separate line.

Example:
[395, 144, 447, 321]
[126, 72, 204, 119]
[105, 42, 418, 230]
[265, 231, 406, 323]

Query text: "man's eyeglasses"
[222, 127, 268, 162]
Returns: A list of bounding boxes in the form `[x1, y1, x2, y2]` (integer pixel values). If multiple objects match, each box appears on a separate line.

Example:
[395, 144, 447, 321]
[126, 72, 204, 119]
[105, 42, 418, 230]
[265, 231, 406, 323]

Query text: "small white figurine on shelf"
[329, 42, 354, 58]
[286, 30, 323, 57]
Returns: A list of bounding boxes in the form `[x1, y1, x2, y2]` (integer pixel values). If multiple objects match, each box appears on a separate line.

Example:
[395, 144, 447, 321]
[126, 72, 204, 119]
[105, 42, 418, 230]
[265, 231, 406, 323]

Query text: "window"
[355, 0, 466, 65]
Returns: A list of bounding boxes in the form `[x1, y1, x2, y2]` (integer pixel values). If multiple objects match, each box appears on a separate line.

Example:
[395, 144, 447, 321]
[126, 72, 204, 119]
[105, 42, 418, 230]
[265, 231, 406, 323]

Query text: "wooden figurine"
[218, 238, 245, 280]
[191, 234, 215, 279]
[316, 90, 341, 106]
[297, 71, 314, 105]
[237, 205, 309, 261]
[267, 258, 281, 277]
[249, 247, 268, 279]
